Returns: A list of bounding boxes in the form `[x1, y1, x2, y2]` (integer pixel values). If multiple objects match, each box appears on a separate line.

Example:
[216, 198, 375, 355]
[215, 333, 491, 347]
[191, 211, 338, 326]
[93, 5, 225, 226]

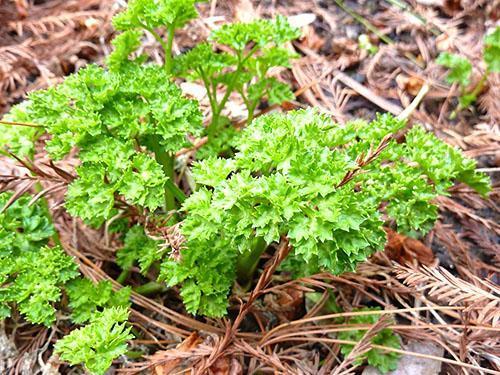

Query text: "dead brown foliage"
[1, 0, 499, 374]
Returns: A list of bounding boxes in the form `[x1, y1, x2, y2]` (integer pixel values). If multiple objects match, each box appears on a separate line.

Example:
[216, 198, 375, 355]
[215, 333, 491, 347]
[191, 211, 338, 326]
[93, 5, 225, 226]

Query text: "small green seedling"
[339, 308, 401, 373]
[54, 307, 133, 375]
[437, 26, 499, 109]
[358, 34, 378, 55]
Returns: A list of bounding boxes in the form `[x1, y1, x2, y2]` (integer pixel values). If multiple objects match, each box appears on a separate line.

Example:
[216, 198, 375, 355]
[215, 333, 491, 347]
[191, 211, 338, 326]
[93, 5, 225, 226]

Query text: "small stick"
[0, 120, 42, 128]
[397, 82, 430, 121]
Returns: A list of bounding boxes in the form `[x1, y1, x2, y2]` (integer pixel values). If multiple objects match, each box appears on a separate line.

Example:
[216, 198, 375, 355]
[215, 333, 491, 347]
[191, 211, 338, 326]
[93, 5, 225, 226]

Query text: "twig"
[0, 119, 42, 128]
[333, 315, 393, 375]
[262, 337, 500, 375]
[334, 71, 404, 116]
[397, 83, 430, 120]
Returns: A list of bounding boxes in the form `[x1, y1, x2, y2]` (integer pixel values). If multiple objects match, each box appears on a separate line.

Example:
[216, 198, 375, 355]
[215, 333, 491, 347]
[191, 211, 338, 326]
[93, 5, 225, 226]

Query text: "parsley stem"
[164, 23, 176, 74]
[207, 46, 260, 135]
[150, 136, 179, 211]
[125, 350, 144, 359]
[468, 72, 488, 100]
[198, 69, 220, 123]
[142, 24, 170, 69]
[247, 99, 258, 124]
[133, 281, 167, 295]
[164, 178, 186, 203]
[116, 269, 130, 284]
[236, 237, 268, 289]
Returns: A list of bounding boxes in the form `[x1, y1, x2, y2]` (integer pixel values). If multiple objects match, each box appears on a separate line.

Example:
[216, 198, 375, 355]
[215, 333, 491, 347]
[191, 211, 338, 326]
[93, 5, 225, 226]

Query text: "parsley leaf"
[67, 278, 131, 324]
[0, 192, 79, 326]
[484, 26, 500, 73]
[7, 64, 202, 226]
[436, 52, 472, 86]
[112, 0, 199, 31]
[175, 16, 299, 155]
[55, 307, 133, 375]
[117, 225, 164, 274]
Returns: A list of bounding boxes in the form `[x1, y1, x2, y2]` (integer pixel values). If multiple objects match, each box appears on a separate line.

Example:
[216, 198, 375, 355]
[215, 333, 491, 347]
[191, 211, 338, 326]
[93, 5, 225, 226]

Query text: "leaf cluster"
[116, 224, 165, 274]
[176, 16, 300, 107]
[436, 26, 499, 108]
[484, 27, 500, 73]
[160, 109, 489, 316]
[0, 192, 132, 332]
[0, 102, 44, 158]
[55, 307, 133, 375]
[174, 16, 300, 155]
[66, 278, 131, 324]
[6, 64, 202, 226]
[0, 192, 79, 326]
[113, 0, 200, 31]
[436, 52, 472, 86]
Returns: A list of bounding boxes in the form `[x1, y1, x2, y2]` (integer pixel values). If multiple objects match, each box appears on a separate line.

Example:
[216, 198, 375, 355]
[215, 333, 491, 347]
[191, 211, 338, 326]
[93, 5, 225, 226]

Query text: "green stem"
[207, 46, 259, 135]
[134, 281, 167, 296]
[238, 88, 255, 124]
[142, 24, 169, 61]
[236, 237, 268, 289]
[125, 350, 144, 359]
[247, 105, 255, 125]
[141, 23, 175, 73]
[198, 69, 220, 128]
[150, 136, 178, 211]
[164, 178, 186, 203]
[247, 99, 260, 124]
[469, 72, 488, 99]
[116, 269, 130, 284]
[164, 24, 176, 74]
[209, 82, 234, 134]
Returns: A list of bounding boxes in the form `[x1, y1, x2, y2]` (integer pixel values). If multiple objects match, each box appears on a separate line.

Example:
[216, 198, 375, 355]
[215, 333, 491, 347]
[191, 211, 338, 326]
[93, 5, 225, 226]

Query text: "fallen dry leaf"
[264, 285, 304, 321]
[384, 228, 435, 266]
[153, 332, 202, 375]
[288, 13, 317, 29]
[300, 24, 325, 51]
[396, 74, 425, 96]
[210, 356, 243, 375]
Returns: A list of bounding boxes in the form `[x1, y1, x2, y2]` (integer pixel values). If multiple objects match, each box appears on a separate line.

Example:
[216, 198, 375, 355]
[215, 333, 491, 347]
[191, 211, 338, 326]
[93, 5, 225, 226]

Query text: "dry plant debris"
[0, 0, 499, 374]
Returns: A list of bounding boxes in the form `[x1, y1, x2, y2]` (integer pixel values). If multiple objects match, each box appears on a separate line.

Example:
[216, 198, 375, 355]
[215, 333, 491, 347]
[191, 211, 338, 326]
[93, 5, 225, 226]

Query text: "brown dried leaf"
[153, 332, 202, 375]
[264, 286, 304, 321]
[396, 74, 425, 96]
[14, 0, 29, 18]
[210, 356, 242, 375]
[384, 228, 435, 266]
[300, 25, 325, 51]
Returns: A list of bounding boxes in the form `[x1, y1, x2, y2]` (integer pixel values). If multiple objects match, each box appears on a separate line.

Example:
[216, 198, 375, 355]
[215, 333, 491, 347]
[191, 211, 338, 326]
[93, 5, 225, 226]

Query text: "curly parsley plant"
[160, 109, 489, 316]
[437, 26, 499, 109]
